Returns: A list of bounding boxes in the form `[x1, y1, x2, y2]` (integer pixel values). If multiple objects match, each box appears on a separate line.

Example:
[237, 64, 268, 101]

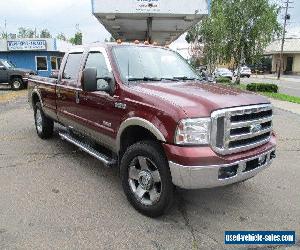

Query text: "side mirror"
[83, 67, 98, 92]
[83, 67, 114, 94]
[0, 66, 6, 70]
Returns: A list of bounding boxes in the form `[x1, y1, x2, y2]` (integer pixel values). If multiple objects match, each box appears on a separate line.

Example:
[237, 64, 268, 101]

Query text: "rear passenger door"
[56, 51, 84, 128]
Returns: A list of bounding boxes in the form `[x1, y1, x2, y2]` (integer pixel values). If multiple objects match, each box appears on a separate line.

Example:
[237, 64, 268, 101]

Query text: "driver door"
[76, 48, 123, 152]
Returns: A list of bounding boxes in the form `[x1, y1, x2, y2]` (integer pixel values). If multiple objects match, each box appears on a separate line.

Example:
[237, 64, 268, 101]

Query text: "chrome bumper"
[169, 148, 276, 189]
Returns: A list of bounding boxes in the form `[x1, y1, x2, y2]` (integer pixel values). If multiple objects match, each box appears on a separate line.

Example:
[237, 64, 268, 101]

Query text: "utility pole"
[277, 1, 292, 80]
[4, 19, 8, 39]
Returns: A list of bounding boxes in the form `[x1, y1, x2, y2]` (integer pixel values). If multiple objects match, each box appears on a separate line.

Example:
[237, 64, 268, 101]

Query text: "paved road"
[0, 91, 299, 250]
[241, 75, 300, 97]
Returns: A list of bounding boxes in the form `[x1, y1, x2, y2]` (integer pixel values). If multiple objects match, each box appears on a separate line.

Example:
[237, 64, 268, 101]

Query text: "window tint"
[57, 57, 62, 69]
[51, 57, 57, 70]
[85, 52, 109, 77]
[36, 56, 48, 71]
[85, 52, 110, 90]
[63, 53, 83, 80]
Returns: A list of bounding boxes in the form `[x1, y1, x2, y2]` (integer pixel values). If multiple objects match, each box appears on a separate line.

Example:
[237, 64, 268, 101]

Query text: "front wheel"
[120, 141, 174, 217]
[34, 102, 54, 139]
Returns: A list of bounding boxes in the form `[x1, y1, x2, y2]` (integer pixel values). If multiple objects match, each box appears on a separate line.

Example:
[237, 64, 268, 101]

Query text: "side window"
[57, 57, 62, 69]
[62, 53, 83, 80]
[36, 56, 48, 71]
[51, 56, 57, 70]
[85, 52, 110, 90]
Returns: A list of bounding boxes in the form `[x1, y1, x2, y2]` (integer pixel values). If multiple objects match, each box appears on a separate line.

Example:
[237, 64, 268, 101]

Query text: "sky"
[0, 0, 299, 47]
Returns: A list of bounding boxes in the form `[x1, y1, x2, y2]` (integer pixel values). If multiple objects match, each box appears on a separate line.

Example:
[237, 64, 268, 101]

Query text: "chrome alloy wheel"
[128, 156, 162, 206]
[35, 109, 43, 133]
[13, 80, 21, 89]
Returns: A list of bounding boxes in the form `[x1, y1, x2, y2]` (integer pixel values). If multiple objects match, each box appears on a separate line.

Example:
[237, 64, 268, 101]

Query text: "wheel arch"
[117, 117, 166, 154]
[31, 90, 43, 109]
[10, 75, 23, 81]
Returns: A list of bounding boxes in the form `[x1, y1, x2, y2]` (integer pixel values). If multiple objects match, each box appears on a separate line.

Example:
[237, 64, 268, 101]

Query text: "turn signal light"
[134, 40, 140, 44]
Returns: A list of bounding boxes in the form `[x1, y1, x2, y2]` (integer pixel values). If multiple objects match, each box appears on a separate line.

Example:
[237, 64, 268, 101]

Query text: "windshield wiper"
[160, 77, 180, 81]
[127, 77, 162, 82]
[173, 76, 201, 81]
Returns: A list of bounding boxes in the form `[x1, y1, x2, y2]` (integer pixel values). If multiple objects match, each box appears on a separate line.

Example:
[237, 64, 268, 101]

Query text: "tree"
[56, 33, 67, 41]
[40, 29, 52, 38]
[187, 0, 281, 83]
[17, 27, 35, 38]
[105, 36, 115, 42]
[69, 32, 82, 45]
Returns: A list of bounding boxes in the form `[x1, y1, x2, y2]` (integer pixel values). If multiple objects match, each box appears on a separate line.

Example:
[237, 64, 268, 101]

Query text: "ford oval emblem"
[250, 124, 262, 133]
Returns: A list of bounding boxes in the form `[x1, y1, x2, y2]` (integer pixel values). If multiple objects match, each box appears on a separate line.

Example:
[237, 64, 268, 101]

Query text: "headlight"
[175, 118, 211, 145]
[24, 73, 30, 77]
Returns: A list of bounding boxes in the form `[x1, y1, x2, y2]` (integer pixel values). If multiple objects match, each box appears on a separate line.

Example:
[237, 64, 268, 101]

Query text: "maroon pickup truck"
[28, 43, 276, 217]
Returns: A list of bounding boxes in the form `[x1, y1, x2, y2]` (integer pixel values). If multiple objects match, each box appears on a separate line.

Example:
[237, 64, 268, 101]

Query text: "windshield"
[1, 60, 15, 69]
[112, 46, 200, 82]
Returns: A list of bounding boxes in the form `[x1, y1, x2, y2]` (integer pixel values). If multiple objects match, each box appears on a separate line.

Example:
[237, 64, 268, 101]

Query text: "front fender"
[116, 117, 166, 152]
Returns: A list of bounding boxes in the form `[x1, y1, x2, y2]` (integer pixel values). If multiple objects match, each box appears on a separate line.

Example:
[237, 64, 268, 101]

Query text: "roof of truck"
[68, 42, 171, 53]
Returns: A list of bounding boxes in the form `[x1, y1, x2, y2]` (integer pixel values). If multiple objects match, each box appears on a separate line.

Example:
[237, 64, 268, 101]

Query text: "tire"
[34, 102, 54, 139]
[11, 77, 24, 91]
[120, 141, 174, 217]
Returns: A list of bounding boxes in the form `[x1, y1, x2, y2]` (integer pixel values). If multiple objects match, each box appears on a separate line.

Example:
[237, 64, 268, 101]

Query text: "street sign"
[7, 40, 47, 51]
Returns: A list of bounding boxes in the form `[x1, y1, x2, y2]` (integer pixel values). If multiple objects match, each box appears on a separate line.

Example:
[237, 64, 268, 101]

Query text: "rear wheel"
[34, 102, 54, 139]
[120, 141, 174, 217]
[11, 77, 24, 90]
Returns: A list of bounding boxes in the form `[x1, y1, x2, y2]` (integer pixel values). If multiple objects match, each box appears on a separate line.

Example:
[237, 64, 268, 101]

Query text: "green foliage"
[40, 29, 51, 38]
[260, 92, 300, 104]
[188, 0, 281, 75]
[17, 27, 35, 38]
[216, 77, 232, 83]
[56, 33, 67, 41]
[70, 32, 82, 45]
[105, 36, 115, 42]
[185, 25, 202, 44]
[246, 83, 278, 93]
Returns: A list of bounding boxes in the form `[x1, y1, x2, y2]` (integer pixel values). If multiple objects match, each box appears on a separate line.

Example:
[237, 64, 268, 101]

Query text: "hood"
[132, 81, 270, 117]
[13, 68, 36, 74]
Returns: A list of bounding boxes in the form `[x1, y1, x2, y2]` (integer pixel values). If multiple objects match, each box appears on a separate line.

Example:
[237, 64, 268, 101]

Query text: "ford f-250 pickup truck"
[28, 43, 276, 217]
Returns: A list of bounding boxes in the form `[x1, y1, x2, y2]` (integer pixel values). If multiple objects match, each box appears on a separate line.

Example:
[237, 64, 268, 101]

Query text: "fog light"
[258, 155, 267, 166]
[270, 151, 276, 159]
[219, 165, 238, 179]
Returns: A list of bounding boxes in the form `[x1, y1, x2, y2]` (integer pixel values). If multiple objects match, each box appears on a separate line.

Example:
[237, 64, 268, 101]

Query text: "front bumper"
[169, 147, 276, 189]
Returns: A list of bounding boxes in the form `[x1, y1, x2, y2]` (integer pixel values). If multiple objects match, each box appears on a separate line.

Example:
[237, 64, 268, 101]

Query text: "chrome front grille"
[211, 104, 273, 155]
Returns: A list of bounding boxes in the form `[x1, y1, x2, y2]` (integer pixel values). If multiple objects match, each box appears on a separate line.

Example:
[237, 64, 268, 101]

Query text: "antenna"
[277, 0, 293, 80]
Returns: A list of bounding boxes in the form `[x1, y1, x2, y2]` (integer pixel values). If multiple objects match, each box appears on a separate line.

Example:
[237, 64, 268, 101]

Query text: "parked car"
[28, 43, 276, 217]
[234, 66, 252, 78]
[213, 68, 233, 80]
[0, 59, 36, 90]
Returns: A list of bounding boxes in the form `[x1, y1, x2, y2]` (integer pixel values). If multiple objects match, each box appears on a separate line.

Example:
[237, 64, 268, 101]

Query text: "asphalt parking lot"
[0, 90, 299, 250]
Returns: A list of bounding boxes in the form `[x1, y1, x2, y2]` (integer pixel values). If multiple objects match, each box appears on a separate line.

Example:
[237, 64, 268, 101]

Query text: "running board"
[59, 132, 117, 167]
